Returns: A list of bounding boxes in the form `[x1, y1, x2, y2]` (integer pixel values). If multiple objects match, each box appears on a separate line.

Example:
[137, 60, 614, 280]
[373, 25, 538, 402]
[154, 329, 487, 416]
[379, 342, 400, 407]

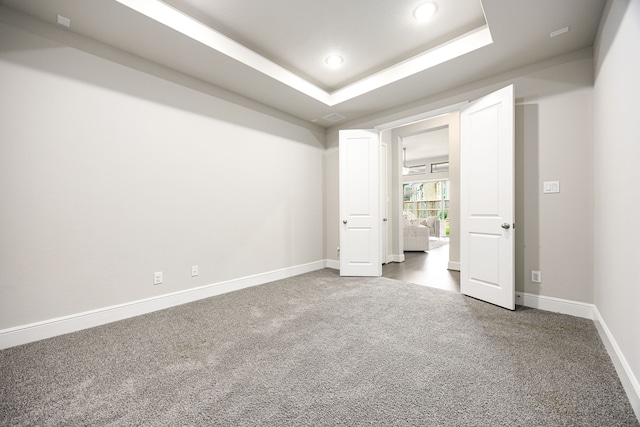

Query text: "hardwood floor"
[382, 240, 460, 293]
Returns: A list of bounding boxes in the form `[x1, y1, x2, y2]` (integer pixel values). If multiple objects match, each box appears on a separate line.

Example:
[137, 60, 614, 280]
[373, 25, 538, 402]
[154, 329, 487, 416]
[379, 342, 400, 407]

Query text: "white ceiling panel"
[403, 127, 449, 162]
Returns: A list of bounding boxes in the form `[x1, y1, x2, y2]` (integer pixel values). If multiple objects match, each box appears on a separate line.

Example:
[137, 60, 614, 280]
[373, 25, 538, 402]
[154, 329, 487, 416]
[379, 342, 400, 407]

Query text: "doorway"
[341, 86, 514, 308]
[403, 180, 450, 237]
[382, 248, 460, 292]
[381, 112, 461, 291]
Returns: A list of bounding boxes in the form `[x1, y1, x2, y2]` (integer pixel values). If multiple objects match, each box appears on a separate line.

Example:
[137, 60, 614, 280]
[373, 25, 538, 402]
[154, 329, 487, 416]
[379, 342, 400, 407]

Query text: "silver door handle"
[343, 220, 348, 224]
[501, 223, 511, 229]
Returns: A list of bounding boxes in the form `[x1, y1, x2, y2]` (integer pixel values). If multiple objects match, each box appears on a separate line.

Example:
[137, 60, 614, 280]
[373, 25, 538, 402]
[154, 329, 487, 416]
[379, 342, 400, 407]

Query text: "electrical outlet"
[531, 270, 542, 283]
[154, 271, 163, 285]
[191, 265, 199, 277]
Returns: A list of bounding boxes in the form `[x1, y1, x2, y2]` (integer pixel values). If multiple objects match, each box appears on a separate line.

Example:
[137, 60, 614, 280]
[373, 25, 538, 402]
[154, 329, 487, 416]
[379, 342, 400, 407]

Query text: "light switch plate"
[543, 181, 560, 194]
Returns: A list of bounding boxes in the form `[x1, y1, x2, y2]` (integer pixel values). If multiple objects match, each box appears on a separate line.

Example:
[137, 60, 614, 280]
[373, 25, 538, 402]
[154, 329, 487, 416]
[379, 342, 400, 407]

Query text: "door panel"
[460, 85, 515, 309]
[346, 139, 372, 214]
[468, 233, 500, 286]
[469, 106, 500, 214]
[347, 229, 373, 263]
[339, 130, 381, 277]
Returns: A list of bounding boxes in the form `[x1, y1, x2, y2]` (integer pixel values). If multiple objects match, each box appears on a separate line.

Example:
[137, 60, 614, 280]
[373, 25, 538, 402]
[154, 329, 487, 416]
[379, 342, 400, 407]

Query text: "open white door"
[339, 129, 381, 277]
[460, 85, 515, 310]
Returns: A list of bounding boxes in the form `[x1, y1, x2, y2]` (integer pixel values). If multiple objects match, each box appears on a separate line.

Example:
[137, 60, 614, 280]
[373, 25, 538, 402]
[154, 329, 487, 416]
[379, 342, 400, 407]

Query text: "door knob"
[501, 223, 511, 229]
[383, 218, 388, 222]
[343, 220, 348, 224]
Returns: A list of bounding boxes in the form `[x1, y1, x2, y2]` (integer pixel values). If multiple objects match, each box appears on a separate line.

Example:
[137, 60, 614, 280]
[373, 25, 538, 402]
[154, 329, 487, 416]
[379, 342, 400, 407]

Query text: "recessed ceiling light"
[414, 2, 438, 22]
[325, 55, 344, 67]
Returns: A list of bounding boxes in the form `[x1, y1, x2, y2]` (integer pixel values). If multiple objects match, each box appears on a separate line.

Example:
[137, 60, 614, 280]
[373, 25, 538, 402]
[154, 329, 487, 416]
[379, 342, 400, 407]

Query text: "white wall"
[326, 49, 594, 303]
[593, 0, 640, 415]
[0, 12, 325, 331]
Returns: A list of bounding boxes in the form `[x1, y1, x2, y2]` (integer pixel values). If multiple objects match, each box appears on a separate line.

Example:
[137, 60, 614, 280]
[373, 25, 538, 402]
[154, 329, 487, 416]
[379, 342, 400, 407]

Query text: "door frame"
[383, 108, 463, 268]
[380, 141, 390, 264]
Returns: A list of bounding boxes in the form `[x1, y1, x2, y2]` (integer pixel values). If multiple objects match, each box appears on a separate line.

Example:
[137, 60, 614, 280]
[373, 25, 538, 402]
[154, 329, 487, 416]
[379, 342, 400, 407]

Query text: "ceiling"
[161, 0, 487, 91]
[403, 127, 449, 162]
[0, 0, 606, 127]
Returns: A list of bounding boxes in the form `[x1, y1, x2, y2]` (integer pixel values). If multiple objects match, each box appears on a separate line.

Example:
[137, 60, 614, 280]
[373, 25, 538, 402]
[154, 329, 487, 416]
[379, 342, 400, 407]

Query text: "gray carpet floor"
[1, 269, 638, 426]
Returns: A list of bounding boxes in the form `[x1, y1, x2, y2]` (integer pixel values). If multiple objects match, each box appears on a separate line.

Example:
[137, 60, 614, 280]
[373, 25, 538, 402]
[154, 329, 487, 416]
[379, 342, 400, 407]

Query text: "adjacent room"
[1, 0, 638, 425]
[383, 122, 459, 292]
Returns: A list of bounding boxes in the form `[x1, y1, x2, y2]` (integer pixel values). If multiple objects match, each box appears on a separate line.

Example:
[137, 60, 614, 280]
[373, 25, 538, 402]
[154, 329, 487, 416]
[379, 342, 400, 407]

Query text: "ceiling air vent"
[323, 113, 346, 123]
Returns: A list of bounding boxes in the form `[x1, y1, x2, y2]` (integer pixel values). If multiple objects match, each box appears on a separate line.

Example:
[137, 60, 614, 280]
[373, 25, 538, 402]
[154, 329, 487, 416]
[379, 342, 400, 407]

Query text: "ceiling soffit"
[115, 0, 491, 106]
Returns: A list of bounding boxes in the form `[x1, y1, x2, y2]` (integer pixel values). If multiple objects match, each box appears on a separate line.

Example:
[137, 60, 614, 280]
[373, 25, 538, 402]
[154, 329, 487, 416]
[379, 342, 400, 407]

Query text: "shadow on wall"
[0, 8, 325, 148]
[515, 102, 540, 295]
[595, 0, 631, 79]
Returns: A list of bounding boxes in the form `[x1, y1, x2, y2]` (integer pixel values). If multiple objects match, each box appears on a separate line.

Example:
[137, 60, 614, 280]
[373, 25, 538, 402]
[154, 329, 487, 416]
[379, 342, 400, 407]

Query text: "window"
[403, 180, 450, 221]
[430, 162, 449, 173]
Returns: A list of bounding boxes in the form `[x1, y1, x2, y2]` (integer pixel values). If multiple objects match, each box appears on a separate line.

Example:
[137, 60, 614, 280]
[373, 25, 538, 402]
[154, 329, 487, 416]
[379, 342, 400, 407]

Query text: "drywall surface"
[0, 14, 324, 329]
[326, 49, 595, 304]
[593, 0, 640, 413]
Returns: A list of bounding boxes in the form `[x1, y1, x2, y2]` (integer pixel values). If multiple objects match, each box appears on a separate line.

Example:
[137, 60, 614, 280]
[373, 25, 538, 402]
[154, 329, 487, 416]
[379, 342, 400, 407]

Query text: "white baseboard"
[389, 254, 405, 263]
[325, 259, 340, 270]
[0, 260, 326, 350]
[447, 261, 460, 271]
[325, 255, 405, 271]
[515, 292, 639, 419]
[593, 307, 640, 420]
[515, 292, 594, 319]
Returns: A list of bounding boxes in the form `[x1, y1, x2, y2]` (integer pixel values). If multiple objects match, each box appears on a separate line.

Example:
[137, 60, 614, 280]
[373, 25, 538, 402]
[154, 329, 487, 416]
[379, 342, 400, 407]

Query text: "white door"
[460, 85, 515, 310]
[339, 129, 381, 277]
